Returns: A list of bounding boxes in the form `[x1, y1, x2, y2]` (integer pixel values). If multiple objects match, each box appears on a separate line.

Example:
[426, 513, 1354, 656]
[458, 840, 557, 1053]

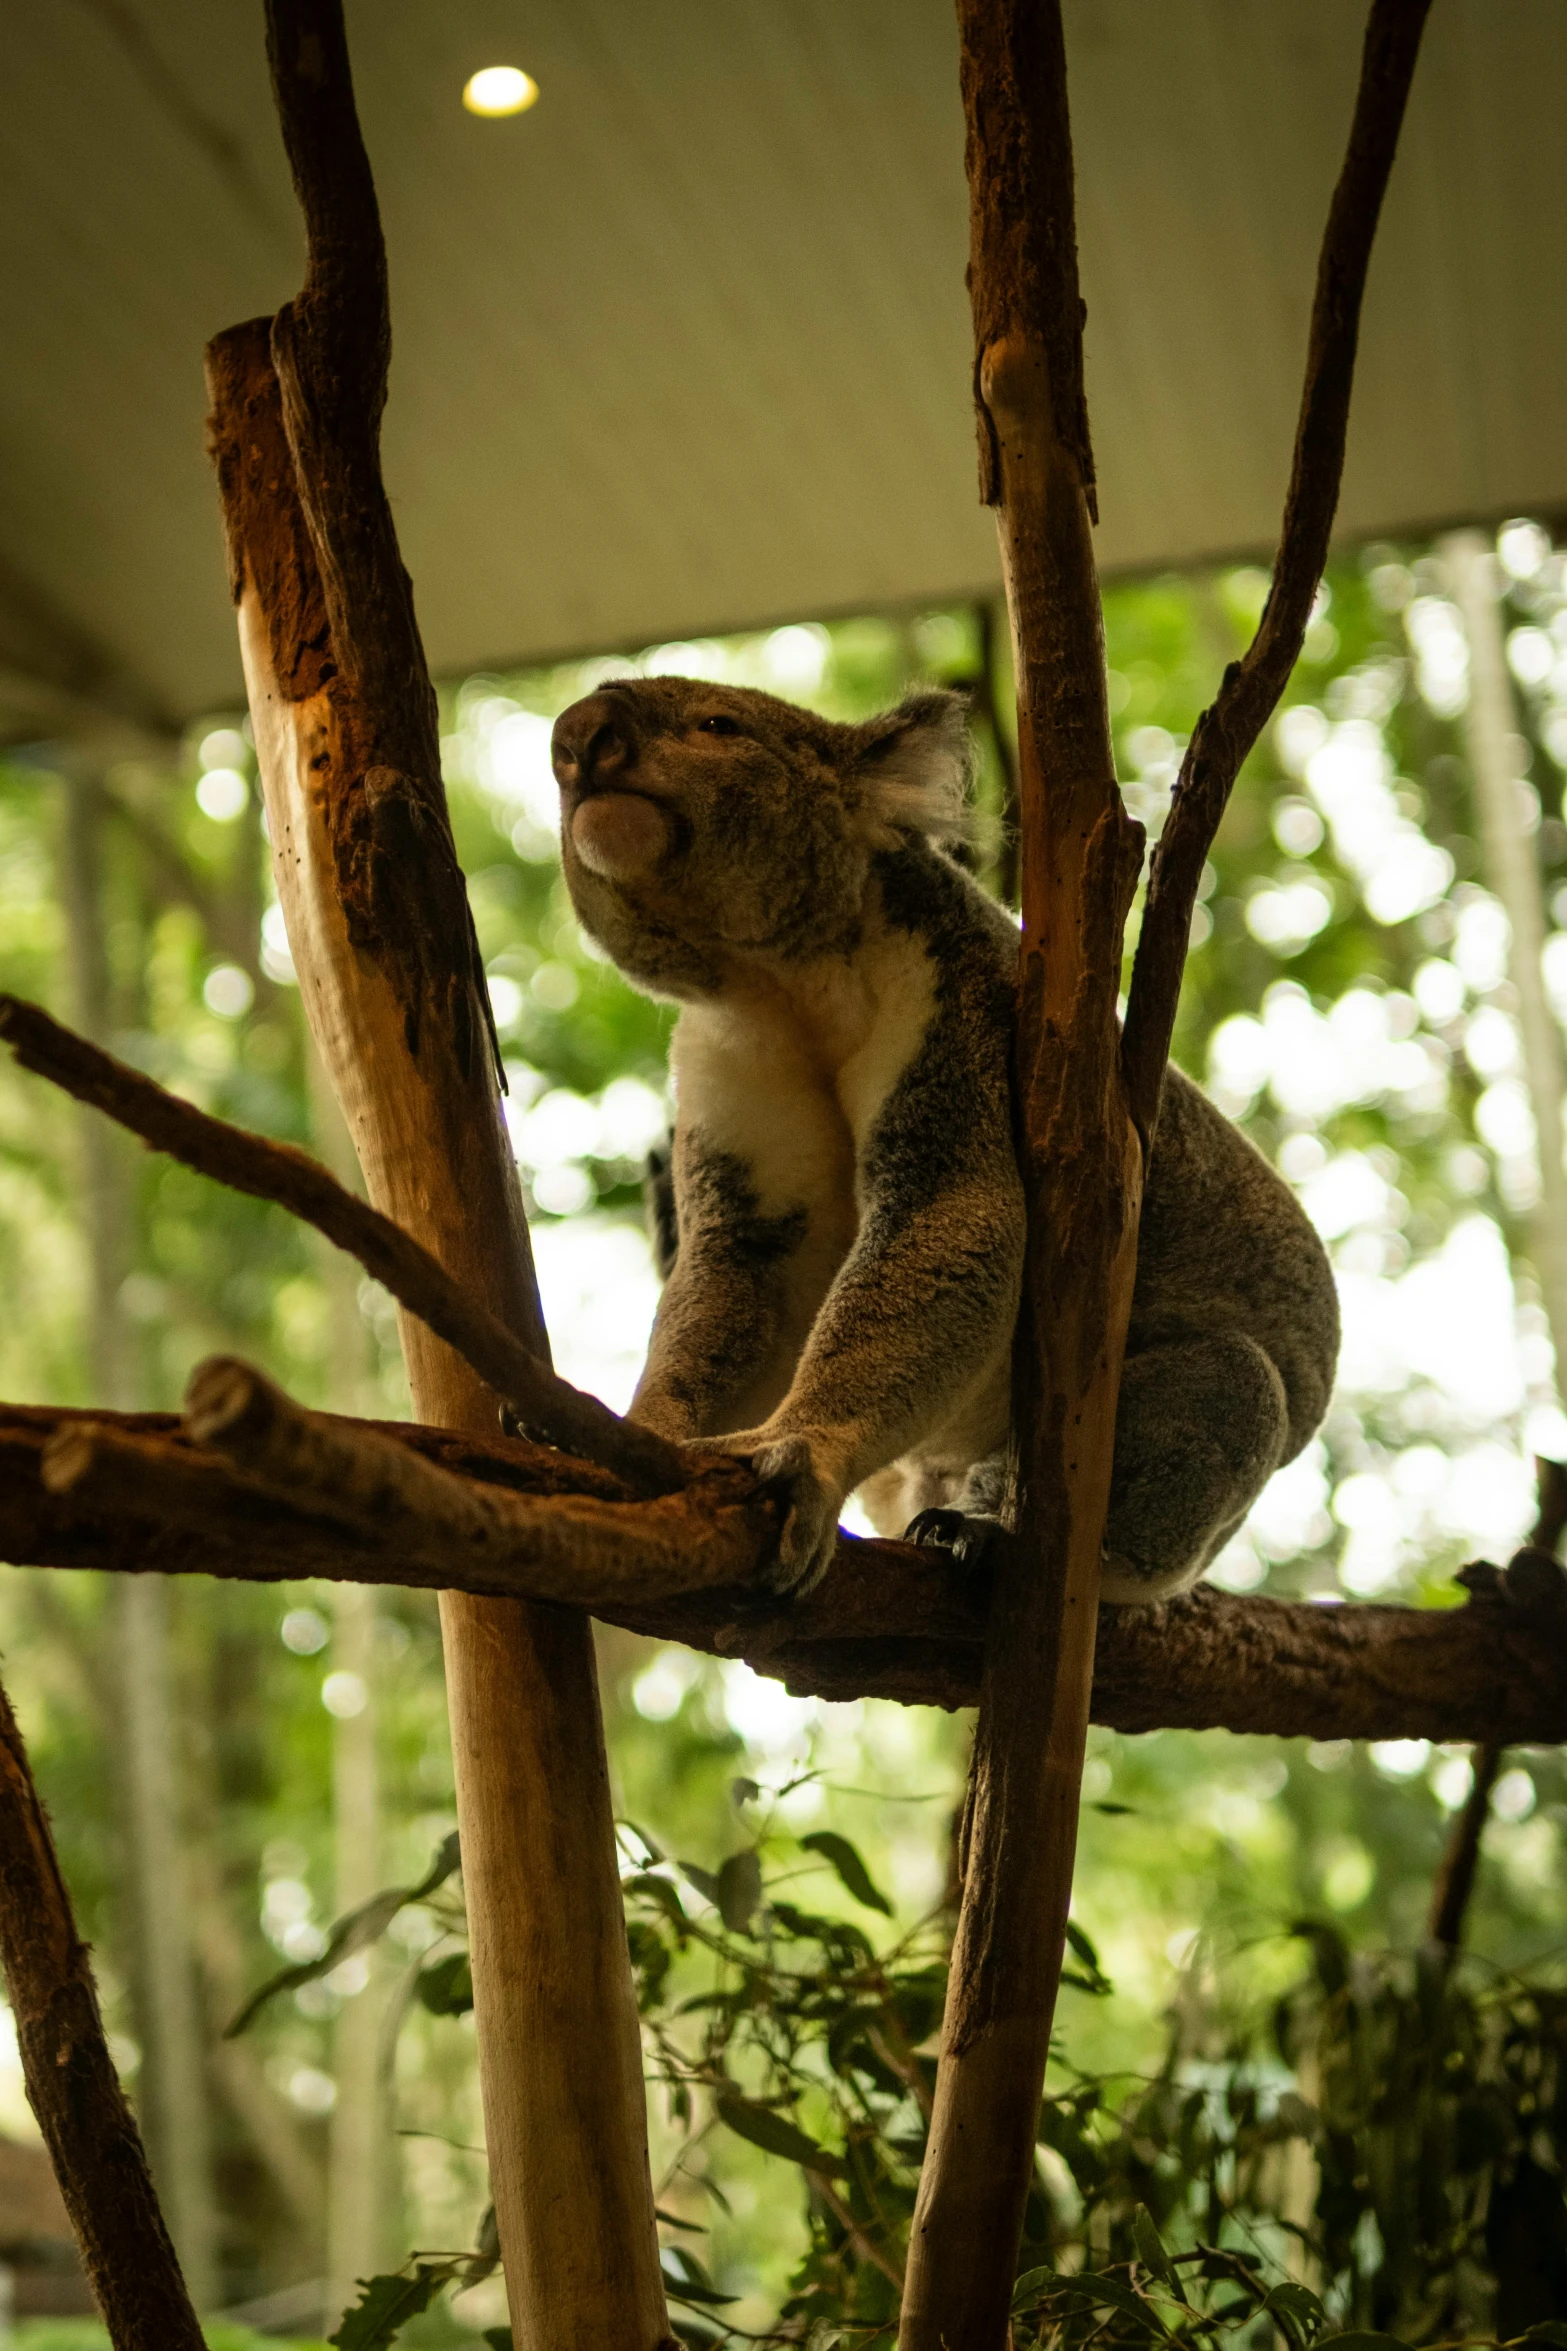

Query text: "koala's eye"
[697, 714, 742, 738]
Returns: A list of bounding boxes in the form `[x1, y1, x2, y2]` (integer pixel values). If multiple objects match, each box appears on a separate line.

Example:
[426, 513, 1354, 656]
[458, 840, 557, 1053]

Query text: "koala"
[550, 675, 1339, 1602]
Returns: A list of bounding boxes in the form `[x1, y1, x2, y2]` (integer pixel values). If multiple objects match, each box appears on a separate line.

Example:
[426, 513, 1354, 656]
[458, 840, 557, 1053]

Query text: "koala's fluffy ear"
[853, 691, 978, 846]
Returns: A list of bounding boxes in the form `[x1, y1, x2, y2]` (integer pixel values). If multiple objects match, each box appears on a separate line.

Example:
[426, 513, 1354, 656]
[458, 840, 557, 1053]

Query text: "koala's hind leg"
[1103, 1333, 1289, 1604]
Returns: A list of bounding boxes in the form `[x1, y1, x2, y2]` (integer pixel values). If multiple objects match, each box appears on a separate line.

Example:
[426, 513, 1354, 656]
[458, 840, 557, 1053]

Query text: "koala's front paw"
[690, 1431, 841, 1594]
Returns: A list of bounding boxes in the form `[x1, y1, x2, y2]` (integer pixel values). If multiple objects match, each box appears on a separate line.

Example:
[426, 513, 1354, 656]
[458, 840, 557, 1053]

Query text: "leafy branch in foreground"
[275, 1783, 1567, 2348]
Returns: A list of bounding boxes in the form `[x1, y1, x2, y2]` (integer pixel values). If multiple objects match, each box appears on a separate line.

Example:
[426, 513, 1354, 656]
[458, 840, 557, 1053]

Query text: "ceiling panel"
[0, 0, 1561, 731]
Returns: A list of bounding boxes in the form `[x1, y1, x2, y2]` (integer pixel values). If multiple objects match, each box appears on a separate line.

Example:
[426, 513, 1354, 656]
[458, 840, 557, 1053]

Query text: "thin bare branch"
[1121, 0, 1433, 1136]
[0, 993, 683, 1496]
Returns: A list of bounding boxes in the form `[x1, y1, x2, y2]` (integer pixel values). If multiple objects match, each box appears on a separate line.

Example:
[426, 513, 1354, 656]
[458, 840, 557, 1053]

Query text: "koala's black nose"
[552, 693, 637, 791]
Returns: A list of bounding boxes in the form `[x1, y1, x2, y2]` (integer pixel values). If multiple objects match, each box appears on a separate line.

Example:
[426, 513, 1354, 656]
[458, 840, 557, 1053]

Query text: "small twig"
[0, 992, 682, 1495]
[0, 1666, 205, 2349]
[815, 2173, 906, 2291]
[1430, 1457, 1567, 1950]
[1120, 0, 1433, 1136]
[1428, 1742, 1502, 1950]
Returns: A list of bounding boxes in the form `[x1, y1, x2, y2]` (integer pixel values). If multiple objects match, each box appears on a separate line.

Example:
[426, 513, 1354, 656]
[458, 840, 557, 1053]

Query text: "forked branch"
[903, 3, 1433, 2339]
[0, 993, 682, 1496]
[1121, 0, 1433, 1133]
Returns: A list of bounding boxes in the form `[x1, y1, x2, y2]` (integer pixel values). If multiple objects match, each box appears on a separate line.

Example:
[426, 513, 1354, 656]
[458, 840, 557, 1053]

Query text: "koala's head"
[550, 676, 972, 998]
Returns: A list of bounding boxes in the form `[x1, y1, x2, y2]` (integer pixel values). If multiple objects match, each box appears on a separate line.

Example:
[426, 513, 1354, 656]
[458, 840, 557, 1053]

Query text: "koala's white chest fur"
[668, 913, 939, 1421]
[673, 917, 935, 1196]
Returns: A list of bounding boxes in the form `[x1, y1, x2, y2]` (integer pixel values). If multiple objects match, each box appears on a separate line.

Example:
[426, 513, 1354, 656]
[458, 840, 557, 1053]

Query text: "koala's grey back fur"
[550, 672, 1340, 1599]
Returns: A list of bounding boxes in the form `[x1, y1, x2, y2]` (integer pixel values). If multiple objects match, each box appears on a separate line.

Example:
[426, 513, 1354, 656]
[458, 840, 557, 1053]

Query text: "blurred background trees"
[4, 520, 1567, 2342]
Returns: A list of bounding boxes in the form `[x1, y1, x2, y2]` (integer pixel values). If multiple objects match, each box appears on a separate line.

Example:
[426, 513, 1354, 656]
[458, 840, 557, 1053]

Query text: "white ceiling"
[0, 0, 1562, 736]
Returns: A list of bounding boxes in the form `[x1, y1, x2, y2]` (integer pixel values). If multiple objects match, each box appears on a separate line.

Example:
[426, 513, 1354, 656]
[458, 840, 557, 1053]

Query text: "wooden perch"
[208, 1, 672, 2330]
[0, 1666, 205, 2350]
[903, 5, 1432, 2339]
[4, 1383, 1565, 1745]
[0, 992, 682, 1498]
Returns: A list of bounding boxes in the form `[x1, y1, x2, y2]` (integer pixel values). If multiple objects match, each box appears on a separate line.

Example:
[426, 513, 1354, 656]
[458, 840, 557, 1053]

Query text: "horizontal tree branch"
[2, 1389, 1563, 1745]
[0, 993, 682, 1496]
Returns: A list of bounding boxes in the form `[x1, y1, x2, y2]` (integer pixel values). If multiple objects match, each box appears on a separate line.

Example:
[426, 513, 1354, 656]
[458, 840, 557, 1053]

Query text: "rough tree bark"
[203, 1, 671, 2336]
[0, 1379, 1562, 1739]
[900, 5, 1431, 2337]
[1429, 1463, 1567, 1947]
[0, 1668, 205, 2349]
[901, 11, 1143, 2329]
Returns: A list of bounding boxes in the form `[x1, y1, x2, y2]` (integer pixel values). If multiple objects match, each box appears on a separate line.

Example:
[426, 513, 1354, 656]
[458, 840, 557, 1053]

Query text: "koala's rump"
[1127, 1067, 1339, 1460]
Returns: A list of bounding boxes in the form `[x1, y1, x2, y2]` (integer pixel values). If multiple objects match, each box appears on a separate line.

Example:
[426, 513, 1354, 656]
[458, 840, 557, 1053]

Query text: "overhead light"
[463, 66, 539, 119]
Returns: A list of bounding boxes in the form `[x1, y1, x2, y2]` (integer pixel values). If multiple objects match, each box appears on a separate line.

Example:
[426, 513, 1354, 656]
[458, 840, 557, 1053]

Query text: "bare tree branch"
[1121, 0, 1432, 1137]
[0, 1666, 205, 2348]
[4, 1388, 1566, 1744]
[0, 992, 682, 1497]
[906, 4, 1433, 2333]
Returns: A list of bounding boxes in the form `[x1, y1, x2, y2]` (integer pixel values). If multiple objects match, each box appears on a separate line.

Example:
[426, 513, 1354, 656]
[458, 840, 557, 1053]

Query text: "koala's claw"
[747, 1437, 840, 1593]
[904, 1507, 1003, 1571]
[682, 1432, 841, 1594]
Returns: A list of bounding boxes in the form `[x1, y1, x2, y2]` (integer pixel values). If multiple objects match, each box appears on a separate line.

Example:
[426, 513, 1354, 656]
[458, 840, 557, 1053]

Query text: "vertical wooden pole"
[1442, 527, 1567, 1377]
[903, 4, 1431, 2339]
[204, 4, 671, 2339]
[899, 11, 1142, 2339]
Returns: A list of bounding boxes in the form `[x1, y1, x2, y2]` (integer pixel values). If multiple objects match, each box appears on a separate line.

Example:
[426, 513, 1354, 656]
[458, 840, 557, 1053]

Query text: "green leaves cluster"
[294, 1769, 1567, 2349]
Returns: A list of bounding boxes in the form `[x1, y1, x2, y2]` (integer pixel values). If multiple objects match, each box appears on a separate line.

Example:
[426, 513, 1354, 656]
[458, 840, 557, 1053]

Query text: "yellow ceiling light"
[463, 66, 539, 119]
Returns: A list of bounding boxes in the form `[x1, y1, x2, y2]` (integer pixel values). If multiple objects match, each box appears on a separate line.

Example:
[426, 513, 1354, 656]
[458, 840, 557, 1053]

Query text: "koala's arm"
[630, 1132, 809, 1443]
[722, 1025, 1025, 1589]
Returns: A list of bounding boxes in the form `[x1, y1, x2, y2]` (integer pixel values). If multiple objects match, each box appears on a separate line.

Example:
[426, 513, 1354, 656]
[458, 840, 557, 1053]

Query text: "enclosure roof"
[1, 0, 1562, 741]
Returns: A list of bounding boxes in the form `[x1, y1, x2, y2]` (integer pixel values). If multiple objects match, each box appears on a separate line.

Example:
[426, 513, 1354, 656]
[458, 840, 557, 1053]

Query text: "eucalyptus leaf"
[677, 1858, 723, 1908]
[228, 1833, 461, 2038]
[1132, 2204, 1177, 2286]
[716, 1848, 762, 1934]
[1011, 2262, 1058, 2305]
[328, 2262, 458, 2351]
[416, 1950, 473, 2016]
[799, 1829, 892, 1915]
[715, 2088, 846, 2175]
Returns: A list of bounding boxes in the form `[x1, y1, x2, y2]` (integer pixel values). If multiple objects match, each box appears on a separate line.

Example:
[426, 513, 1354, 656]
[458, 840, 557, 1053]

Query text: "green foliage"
[329, 2209, 498, 2350]
[226, 1833, 461, 2036]
[320, 1780, 1567, 2345]
[7, 540, 1567, 2316]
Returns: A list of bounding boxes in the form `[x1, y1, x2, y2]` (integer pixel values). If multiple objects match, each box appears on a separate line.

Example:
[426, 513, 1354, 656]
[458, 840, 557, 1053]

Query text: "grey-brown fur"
[551, 675, 1339, 1599]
